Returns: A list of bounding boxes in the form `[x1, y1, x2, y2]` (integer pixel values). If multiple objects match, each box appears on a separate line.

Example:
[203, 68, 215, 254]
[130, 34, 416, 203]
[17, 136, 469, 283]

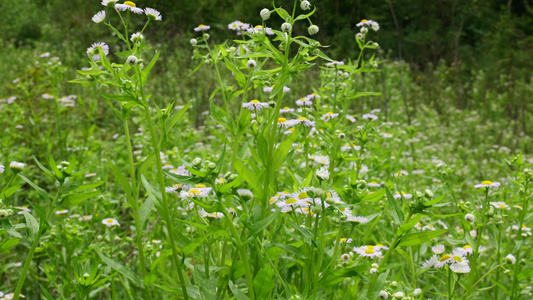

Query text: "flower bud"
[281, 22, 292, 32]
[207, 162, 216, 170]
[308, 25, 319, 35]
[301, 0, 311, 10]
[424, 189, 434, 198]
[192, 157, 202, 167]
[260, 8, 270, 20]
[465, 213, 475, 223]
[190, 38, 197, 46]
[379, 291, 389, 299]
[247, 59, 257, 69]
[413, 288, 421, 296]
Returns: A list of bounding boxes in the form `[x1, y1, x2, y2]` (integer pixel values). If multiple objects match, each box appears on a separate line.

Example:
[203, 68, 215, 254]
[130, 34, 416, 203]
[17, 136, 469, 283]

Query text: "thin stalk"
[123, 117, 151, 300]
[142, 106, 189, 300]
[14, 184, 63, 300]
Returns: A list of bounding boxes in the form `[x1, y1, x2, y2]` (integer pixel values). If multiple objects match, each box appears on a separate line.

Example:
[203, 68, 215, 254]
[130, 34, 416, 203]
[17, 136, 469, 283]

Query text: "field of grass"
[1, 1, 532, 299]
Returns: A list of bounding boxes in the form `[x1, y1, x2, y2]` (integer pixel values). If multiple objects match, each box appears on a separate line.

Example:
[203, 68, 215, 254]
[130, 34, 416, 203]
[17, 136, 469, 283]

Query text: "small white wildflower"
[432, 245, 445, 254]
[505, 254, 516, 264]
[194, 24, 210, 32]
[101, 0, 117, 7]
[316, 167, 330, 181]
[308, 25, 319, 35]
[413, 288, 422, 296]
[474, 180, 501, 188]
[281, 22, 292, 32]
[190, 38, 197, 46]
[102, 218, 120, 227]
[91, 10, 106, 23]
[144, 7, 162, 21]
[130, 32, 144, 43]
[246, 59, 257, 69]
[301, 0, 311, 10]
[9, 161, 25, 171]
[115, 2, 143, 14]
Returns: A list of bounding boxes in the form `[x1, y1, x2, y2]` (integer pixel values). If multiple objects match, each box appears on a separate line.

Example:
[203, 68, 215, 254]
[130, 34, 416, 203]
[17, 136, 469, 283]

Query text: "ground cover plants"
[1, 0, 533, 299]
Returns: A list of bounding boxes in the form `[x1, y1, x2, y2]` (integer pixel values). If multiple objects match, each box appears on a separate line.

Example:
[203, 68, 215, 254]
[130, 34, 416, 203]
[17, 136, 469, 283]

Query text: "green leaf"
[0, 184, 22, 200]
[96, 249, 142, 287]
[233, 158, 263, 195]
[141, 51, 160, 83]
[247, 212, 279, 241]
[385, 187, 404, 224]
[60, 191, 100, 207]
[398, 229, 448, 247]
[271, 129, 299, 172]
[39, 284, 55, 300]
[22, 211, 39, 241]
[294, 7, 317, 21]
[423, 193, 447, 206]
[228, 280, 251, 300]
[361, 189, 386, 202]
[0, 219, 22, 238]
[18, 174, 51, 204]
[253, 265, 274, 299]
[268, 242, 308, 259]
[139, 196, 154, 233]
[108, 160, 132, 205]
[77, 69, 103, 76]
[0, 238, 20, 253]
[141, 175, 162, 206]
[164, 101, 193, 135]
[397, 215, 422, 235]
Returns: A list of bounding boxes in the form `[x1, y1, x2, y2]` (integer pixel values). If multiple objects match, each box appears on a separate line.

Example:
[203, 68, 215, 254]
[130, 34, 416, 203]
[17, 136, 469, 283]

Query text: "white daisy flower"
[380, 132, 393, 138]
[474, 180, 500, 188]
[115, 2, 143, 14]
[130, 32, 143, 43]
[228, 21, 250, 31]
[80, 215, 93, 221]
[313, 155, 330, 165]
[316, 167, 330, 181]
[432, 245, 445, 254]
[0, 164, 4, 174]
[198, 209, 224, 219]
[346, 114, 356, 123]
[42, 93, 54, 99]
[283, 86, 290, 93]
[341, 144, 361, 151]
[321, 112, 339, 121]
[91, 10, 106, 23]
[345, 215, 369, 224]
[355, 246, 382, 258]
[194, 24, 210, 32]
[102, 218, 120, 227]
[450, 262, 470, 273]
[421, 254, 439, 269]
[490, 201, 510, 209]
[237, 189, 253, 200]
[340, 253, 351, 263]
[326, 61, 344, 66]
[242, 100, 269, 111]
[101, 0, 118, 7]
[179, 185, 212, 199]
[335, 238, 353, 245]
[294, 117, 315, 127]
[505, 254, 516, 264]
[306, 92, 321, 100]
[9, 161, 25, 171]
[144, 8, 162, 21]
[246, 59, 256, 69]
[368, 181, 380, 187]
[55, 209, 69, 215]
[362, 113, 378, 121]
[295, 97, 312, 106]
[280, 106, 294, 113]
[87, 42, 109, 61]
[263, 86, 274, 93]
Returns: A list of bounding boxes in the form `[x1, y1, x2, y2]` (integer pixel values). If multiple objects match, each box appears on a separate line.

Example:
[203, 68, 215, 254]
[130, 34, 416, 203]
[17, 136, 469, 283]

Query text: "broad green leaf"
[271, 129, 299, 172]
[385, 187, 404, 224]
[139, 197, 154, 233]
[18, 174, 51, 204]
[0, 220, 22, 238]
[109, 160, 132, 204]
[77, 69, 103, 76]
[60, 191, 100, 207]
[361, 189, 386, 202]
[229, 280, 251, 300]
[96, 249, 142, 287]
[268, 242, 308, 259]
[233, 158, 263, 195]
[165, 101, 193, 135]
[247, 212, 280, 241]
[253, 265, 274, 299]
[141, 175, 162, 205]
[0, 184, 22, 200]
[423, 193, 447, 206]
[0, 238, 20, 253]
[398, 229, 448, 247]
[397, 214, 423, 235]
[141, 51, 160, 83]
[22, 211, 39, 241]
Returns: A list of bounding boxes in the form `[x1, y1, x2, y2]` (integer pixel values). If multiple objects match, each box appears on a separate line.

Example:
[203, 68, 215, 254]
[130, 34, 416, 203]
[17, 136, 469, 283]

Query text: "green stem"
[123, 117, 151, 300]
[14, 183, 63, 300]
[142, 106, 189, 300]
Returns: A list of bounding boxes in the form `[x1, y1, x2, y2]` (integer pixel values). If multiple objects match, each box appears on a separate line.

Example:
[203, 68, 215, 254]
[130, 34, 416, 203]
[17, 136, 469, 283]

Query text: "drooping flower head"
[144, 8, 162, 21]
[116, 1, 143, 14]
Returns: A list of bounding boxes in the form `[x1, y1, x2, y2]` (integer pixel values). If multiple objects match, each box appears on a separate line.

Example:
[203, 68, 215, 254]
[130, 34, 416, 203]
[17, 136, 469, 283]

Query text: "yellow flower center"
[360, 19, 368, 23]
[250, 100, 260, 103]
[269, 198, 276, 203]
[453, 256, 462, 262]
[124, 1, 136, 7]
[255, 25, 263, 29]
[283, 106, 290, 109]
[278, 118, 287, 123]
[312, 92, 318, 96]
[463, 245, 472, 249]
[376, 244, 385, 247]
[482, 181, 493, 185]
[106, 219, 114, 223]
[439, 254, 451, 262]
[298, 117, 308, 120]
[288, 128, 295, 132]
[327, 112, 334, 115]
[364, 249, 375, 254]
[499, 204, 506, 208]
[298, 192, 308, 199]
[173, 184, 181, 188]
[340, 238, 347, 242]
[196, 184, 206, 188]
[367, 246, 375, 249]
[198, 24, 205, 27]
[189, 189, 200, 196]
[285, 199, 297, 204]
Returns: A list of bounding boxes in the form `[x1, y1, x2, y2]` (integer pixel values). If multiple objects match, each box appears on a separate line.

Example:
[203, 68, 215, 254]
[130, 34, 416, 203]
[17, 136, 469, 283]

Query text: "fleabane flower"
[354, 245, 383, 258]
[102, 0, 118, 7]
[9, 161, 25, 171]
[228, 21, 250, 32]
[345, 215, 369, 224]
[194, 24, 210, 32]
[393, 192, 412, 200]
[316, 167, 330, 181]
[242, 100, 269, 111]
[130, 32, 144, 43]
[450, 262, 470, 273]
[102, 218, 120, 227]
[86, 42, 109, 61]
[362, 113, 378, 121]
[277, 118, 296, 128]
[505, 254, 516, 264]
[474, 180, 500, 188]
[301, 0, 311, 10]
[294, 117, 315, 127]
[432, 245, 445, 254]
[116, 1, 143, 14]
[237, 189, 253, 200]
[144, 8, 162, 21]
[321, 112, 339, 121]
[91, 10, 106, 23]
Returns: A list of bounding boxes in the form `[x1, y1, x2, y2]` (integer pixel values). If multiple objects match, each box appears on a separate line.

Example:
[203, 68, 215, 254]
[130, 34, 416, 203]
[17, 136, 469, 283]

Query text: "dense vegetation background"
[1, 0, 532, 135]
